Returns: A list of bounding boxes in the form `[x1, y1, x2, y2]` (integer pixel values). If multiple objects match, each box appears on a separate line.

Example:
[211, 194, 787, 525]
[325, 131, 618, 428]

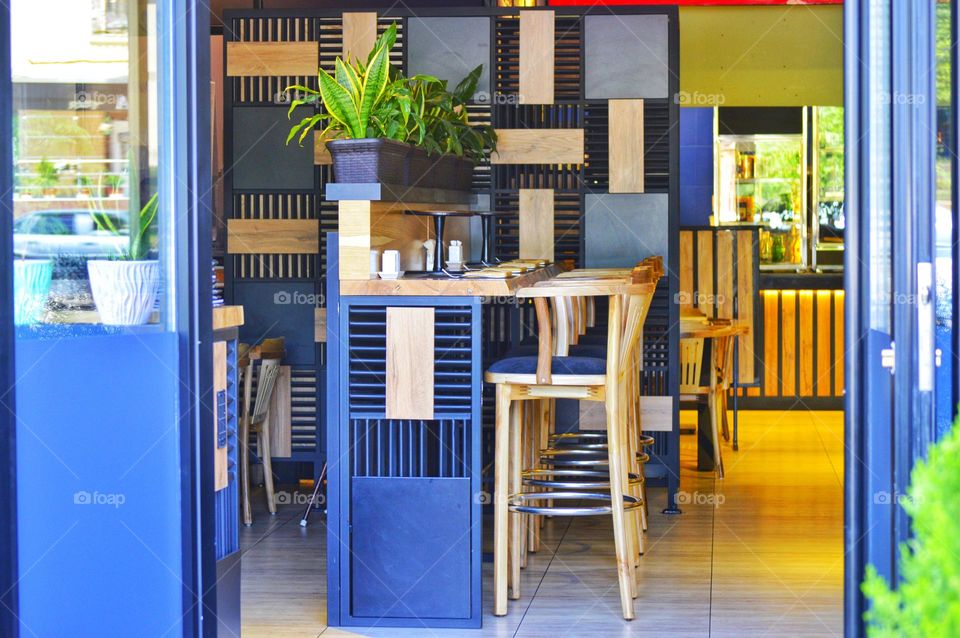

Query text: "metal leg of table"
[434, 215, 446, 272]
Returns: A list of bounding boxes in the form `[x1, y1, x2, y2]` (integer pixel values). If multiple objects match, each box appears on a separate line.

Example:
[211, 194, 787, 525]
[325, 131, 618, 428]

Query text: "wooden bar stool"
[485, 278, 655, 620]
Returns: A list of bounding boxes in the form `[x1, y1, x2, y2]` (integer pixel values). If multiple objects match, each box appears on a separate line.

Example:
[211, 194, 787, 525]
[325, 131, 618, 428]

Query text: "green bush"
[862, 416, 960, 637]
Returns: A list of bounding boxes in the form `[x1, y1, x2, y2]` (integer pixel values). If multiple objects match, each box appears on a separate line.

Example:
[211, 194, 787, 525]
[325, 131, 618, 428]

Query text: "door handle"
[881, 341, 895, 375]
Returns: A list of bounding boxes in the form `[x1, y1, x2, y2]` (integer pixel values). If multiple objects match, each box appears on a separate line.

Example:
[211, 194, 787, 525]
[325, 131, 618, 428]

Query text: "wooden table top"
[339, 265, 563, 297]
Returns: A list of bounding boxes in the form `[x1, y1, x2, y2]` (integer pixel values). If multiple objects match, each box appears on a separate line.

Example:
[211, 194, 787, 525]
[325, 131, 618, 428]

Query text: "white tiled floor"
[238, 410, 844, 637]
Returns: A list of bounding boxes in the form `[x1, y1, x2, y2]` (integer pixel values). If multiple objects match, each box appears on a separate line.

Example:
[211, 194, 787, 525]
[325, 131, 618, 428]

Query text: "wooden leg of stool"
[494, 385, 511, 616]
[260, 422, 277, 515]
[509, 398, 523, 600]
[519, 403, 530, 568]
[606, 389, 635, 620]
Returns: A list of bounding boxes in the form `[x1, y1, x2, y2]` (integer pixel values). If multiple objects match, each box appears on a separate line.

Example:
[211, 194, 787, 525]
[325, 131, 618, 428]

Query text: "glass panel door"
[6, 1, 203, 634]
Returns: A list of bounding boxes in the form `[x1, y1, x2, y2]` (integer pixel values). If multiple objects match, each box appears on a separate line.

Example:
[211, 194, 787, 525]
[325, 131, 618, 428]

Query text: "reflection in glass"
[10, 0, 160, 326]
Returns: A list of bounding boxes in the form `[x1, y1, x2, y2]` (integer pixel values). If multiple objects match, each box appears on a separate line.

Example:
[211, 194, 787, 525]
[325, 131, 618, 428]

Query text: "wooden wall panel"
[763, 291, 779, 396]
[780, 291, 796, 396]
[339, 200, 373, 280]
[798, 291, 814, 396]
[519, 189, 555, 261]
[834, 291, 845, 394]
[227, 219, 319, 254]
[715, 230, 734, 319]
[735, 230, 756, 383]
[269, 366, 292, 458]
[679, 230, 693, 309]
[342, 12, 379, 63]
[491, 129, 585, 165]
[214, 341, 229, 491]
[696, 231, 714, 317]
[226, 41, 318, 77]
[314, 132, 332, 165]
[386, 307, 435, 420]
[519, 10, 555, 104]
[608, 99, 645, 193]
[816, 290, 833, 396]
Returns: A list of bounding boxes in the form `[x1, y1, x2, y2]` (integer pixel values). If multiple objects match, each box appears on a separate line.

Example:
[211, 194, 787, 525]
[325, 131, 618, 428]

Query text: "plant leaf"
[318, 66, 362, 138]
[358, 43, 391, 137]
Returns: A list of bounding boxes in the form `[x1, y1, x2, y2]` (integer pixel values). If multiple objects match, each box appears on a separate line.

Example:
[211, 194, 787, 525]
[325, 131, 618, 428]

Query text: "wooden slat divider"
[696, 231, 714, 317]
[735, 230, 756, 383]
[679, 231, 694, 309]
[715, 231, 734, 319]
[816, 290, 833, 396]
[798, 290, 814, 396]
[780, 291, 797, 396]
[834, 291, 845, 395]
[763, 291, 779, 396]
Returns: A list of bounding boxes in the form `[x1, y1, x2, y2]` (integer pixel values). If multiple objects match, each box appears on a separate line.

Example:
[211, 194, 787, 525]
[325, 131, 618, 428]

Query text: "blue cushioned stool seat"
[487, 355, 606, 376]
[505, 344, 608, 359]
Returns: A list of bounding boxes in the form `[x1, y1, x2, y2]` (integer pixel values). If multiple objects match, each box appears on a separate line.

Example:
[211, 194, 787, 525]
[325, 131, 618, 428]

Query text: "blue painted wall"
[680, 107, 714, 226]
[16, 330, 184, 637]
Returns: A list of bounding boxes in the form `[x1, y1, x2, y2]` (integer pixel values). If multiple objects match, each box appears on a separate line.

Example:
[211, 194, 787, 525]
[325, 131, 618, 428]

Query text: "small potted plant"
[35, 158, 60, 198]
[76, 175, 93, 198]
[285, 23, 496, 191]
[86, 193, 160, 325]
[13, 257, 53, 325]
[102, 174, 123, 198]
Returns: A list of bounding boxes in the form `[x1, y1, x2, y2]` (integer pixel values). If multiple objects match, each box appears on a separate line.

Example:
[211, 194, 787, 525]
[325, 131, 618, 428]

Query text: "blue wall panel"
[680, 107, 714, 226]
[15, 330, 183, 637]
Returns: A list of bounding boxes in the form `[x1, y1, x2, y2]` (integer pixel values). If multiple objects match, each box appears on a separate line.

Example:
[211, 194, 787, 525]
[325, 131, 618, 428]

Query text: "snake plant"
[285, 22, 496, 162]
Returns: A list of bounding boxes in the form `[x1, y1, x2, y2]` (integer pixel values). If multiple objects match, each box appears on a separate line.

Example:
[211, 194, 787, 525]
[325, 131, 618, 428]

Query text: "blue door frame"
[0, 2, 19, 637]
[844, 0, 948, 635]
[0, 2, 214, 636]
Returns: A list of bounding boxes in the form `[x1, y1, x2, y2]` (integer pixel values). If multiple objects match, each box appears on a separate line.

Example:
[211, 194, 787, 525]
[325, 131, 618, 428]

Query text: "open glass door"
[845, 0, 948, 635]
[4, 1, 213, 635]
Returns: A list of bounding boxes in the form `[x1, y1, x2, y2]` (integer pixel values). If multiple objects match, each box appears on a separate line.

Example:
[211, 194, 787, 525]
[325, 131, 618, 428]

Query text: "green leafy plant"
[285, 23, 496, 162]
[34, 158, 60, 194]
[89, 192, 159, 261]
[862, 416, 960, 637]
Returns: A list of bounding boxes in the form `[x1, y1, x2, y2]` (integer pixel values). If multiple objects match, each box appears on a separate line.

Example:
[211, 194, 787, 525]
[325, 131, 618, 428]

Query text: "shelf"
[325, 182, 474, 209]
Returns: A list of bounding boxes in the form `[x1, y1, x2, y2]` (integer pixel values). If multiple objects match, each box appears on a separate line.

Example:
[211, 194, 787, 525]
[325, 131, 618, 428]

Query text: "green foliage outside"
[862, 417, 960, 637]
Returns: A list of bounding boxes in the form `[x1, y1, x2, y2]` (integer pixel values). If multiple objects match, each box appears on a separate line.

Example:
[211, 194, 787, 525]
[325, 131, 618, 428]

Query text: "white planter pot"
[87, 260, 160, 326]
[13, 260, 53, 325]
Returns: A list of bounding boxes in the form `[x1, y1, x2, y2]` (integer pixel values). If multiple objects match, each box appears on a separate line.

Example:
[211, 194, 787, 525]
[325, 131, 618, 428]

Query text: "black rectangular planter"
[327, 138, 474, 192]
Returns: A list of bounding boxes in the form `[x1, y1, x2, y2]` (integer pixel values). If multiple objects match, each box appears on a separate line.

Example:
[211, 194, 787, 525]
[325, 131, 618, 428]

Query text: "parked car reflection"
[14, 208, 130, 312]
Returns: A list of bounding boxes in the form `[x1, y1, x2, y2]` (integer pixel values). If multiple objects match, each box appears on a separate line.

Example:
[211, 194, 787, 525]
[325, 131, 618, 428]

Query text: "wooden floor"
[238, 410, 844, 637]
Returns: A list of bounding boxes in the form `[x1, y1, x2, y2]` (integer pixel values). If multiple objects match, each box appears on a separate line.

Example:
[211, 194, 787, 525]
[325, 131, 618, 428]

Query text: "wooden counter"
[340, 265, 562, 297]
[213, 305, 244, 330]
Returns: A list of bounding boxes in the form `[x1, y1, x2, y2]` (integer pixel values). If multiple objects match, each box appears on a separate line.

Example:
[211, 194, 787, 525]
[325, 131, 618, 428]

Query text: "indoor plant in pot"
[13, 258, 53, 325]
[284, 23, 496, 190]
[87, 193, 160, 325]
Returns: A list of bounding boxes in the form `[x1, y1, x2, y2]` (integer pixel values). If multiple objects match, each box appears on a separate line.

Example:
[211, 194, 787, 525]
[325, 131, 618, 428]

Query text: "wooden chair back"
[679, 338, 706, 395]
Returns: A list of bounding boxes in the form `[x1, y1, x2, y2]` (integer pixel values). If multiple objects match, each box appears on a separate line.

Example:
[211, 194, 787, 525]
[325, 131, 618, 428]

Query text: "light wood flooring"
[237, 410, 844, 637]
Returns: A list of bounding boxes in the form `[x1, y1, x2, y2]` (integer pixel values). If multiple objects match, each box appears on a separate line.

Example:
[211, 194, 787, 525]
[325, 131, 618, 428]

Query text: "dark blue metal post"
[0, 2, 19, 635]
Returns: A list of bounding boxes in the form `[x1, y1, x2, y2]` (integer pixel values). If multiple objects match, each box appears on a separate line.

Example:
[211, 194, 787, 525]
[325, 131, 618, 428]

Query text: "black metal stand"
[299, 462, 327, 527]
